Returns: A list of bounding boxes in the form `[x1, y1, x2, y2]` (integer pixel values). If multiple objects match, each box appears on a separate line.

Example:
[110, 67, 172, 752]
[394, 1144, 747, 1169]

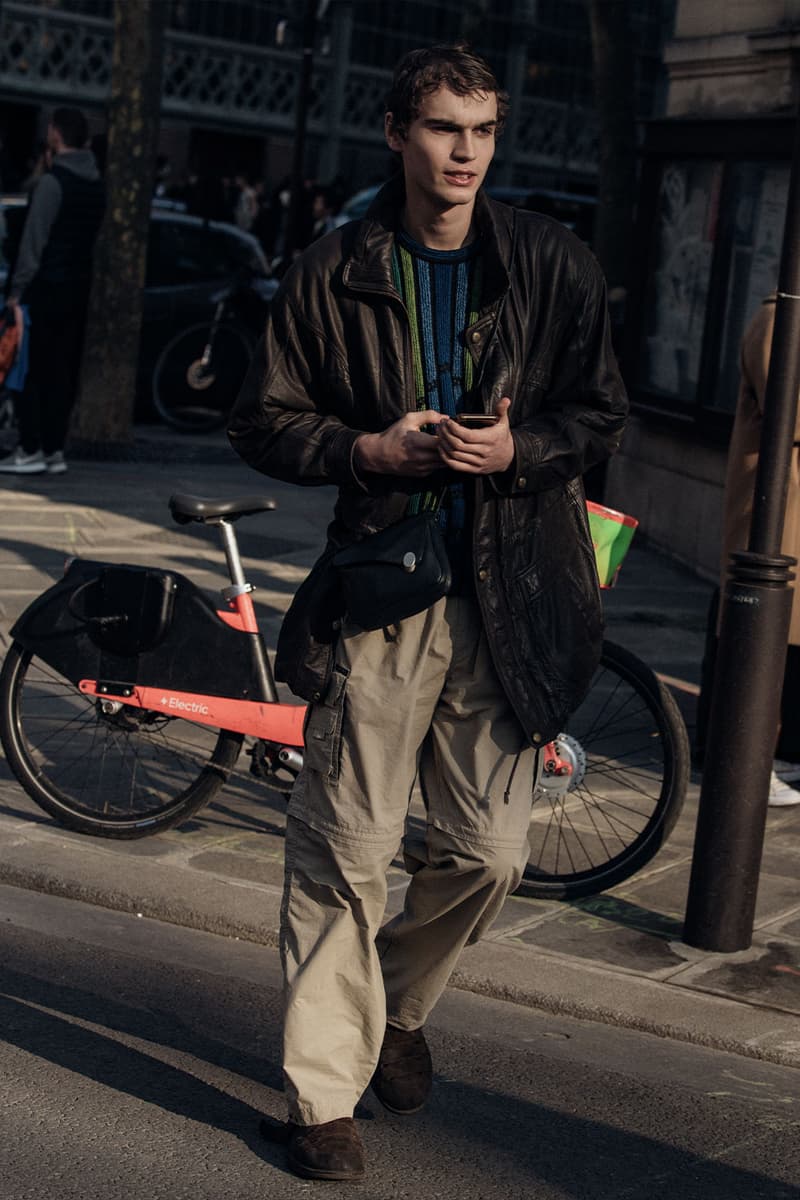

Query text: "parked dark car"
[0, 197, 277, 418]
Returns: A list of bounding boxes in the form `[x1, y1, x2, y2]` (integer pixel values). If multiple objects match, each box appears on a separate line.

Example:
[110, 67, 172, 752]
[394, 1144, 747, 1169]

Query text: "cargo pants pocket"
[302, 663, 349, 784]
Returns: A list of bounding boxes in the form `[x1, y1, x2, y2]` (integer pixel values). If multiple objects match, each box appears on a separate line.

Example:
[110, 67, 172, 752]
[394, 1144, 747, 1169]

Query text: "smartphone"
[455, 413, 499, 428]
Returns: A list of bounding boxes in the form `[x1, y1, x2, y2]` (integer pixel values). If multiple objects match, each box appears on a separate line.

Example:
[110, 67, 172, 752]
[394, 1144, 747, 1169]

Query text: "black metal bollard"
[684, 550, 795, 951]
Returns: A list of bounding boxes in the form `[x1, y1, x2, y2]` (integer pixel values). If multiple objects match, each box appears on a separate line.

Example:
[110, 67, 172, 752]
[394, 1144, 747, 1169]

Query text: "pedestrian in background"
[717, 294, 800, 805]
[234, 171, 259, 232]
[309, 184, 348, 240]
[230, 42, 627, 1182]
[0, 107, 105, 476]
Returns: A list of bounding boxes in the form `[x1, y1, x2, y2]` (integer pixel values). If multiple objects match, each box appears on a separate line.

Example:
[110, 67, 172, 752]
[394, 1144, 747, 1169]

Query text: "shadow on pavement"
[1, 924, 797, 1199]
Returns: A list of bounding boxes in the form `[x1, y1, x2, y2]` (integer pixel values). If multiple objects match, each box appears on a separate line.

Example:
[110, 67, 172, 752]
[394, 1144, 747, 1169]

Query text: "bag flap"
[333, 514, 438, 571]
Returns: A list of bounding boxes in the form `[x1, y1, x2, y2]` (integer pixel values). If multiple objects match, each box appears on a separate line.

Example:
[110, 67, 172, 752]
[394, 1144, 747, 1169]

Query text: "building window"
[710, 162, 789, 414]
[628, 122, 792, 431]
[639, 160, 722, 407]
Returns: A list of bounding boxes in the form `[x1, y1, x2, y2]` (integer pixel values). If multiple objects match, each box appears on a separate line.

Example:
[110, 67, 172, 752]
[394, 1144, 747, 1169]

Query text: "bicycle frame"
[74, 515, 305, 747]
[76, 680, 306, 745]
[10, 513, 306, 752]
[196, 292, 231, 375]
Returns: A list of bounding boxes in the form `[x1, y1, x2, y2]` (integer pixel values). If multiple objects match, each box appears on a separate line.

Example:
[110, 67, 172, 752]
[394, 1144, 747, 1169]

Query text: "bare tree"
[587, 0, 636, 297]
[72, 0, 167, 445]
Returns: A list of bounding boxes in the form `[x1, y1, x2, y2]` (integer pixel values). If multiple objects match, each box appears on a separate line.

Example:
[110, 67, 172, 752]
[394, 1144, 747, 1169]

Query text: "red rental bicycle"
[0, 492, 689, 899]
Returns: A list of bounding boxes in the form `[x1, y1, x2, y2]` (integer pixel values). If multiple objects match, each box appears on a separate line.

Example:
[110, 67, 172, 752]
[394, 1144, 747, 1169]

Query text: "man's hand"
[436, 397, 514, 474]
[354, 409, 445, 476]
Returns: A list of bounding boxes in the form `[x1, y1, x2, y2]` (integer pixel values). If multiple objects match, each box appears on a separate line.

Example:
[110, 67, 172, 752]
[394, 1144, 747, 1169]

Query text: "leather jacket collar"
[342, 174, 512, 309]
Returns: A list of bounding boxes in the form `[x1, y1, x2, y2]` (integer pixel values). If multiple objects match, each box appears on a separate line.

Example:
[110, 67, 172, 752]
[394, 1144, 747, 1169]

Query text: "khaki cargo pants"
[280, 594, 538, 1126]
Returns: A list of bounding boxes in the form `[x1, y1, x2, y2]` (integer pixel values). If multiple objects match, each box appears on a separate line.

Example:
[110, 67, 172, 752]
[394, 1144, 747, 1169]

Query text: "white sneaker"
[769, 770, 800, 807]
[0, 447, 46, 474]
[773, 757, 800, 782]
[44, 450, 67, 474]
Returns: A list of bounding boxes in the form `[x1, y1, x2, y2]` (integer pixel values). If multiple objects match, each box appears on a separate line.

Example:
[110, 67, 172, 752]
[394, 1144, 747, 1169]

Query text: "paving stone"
[507, 897, 689, 976]
[187, 848, 286, 888]
[680, 938, 800, 1014]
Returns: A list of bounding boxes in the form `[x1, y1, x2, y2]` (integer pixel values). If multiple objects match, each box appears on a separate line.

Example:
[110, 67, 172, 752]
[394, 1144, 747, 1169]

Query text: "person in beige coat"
[720, 294, 800, 805]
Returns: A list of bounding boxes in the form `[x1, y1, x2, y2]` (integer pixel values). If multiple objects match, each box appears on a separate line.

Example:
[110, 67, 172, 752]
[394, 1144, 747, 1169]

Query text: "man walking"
[1, 107, 105, 475]
[230, 44, 627, 1182]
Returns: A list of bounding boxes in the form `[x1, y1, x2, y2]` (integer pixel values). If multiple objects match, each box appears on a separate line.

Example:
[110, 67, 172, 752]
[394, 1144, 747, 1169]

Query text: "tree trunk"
[587, 0, 637, 296]
[72, 0, 167, 445]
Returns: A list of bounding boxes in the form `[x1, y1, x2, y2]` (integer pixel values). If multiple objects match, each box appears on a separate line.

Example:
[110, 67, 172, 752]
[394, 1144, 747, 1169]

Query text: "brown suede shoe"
[286, 1117, 365, 1182]
[371, 1024, 433, 1114]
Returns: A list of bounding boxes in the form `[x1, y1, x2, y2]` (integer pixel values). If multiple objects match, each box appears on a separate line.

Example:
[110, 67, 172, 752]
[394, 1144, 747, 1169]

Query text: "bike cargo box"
[10, 558, 271, 701]
[72, 565, 176, 657]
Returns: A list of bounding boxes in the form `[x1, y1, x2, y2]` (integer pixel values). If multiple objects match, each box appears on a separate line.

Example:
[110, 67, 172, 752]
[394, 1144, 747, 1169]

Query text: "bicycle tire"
[152, 320, 253, 433]
[0, 643, 243, 839]
[516, 639, 690, 900]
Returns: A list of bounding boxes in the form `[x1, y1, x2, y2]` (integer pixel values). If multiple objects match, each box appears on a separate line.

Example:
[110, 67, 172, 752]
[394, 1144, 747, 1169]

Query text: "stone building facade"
[605, 1, 800, 578]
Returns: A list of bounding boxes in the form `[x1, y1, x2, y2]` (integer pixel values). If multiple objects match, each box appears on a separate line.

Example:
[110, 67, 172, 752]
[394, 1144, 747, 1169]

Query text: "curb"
[1, 813, 799, 1071]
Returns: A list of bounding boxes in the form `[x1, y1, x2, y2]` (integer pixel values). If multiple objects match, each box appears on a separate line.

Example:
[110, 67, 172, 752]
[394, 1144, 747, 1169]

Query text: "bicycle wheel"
[517, 640, 690, 900]
[0, 643, 243, 838]
[152, 321, 253, 433]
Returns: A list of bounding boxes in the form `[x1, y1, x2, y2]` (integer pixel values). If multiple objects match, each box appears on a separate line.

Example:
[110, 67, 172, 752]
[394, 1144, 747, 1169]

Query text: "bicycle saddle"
[169, 493, 277, 524]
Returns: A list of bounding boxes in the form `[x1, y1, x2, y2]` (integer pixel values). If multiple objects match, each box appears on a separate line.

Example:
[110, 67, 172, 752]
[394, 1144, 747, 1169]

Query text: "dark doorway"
[0, 102, 41, 192]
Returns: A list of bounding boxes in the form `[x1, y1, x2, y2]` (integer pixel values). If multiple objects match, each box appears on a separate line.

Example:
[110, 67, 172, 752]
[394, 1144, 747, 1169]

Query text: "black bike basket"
[68, 565, 177, 658]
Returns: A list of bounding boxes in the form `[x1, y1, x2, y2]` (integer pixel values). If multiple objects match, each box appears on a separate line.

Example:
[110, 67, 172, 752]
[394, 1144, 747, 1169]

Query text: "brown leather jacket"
[229, 180, 628, 744]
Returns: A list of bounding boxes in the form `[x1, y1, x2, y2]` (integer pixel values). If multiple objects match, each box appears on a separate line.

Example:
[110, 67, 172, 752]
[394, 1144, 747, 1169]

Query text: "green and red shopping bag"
[586, 501, 638, 588]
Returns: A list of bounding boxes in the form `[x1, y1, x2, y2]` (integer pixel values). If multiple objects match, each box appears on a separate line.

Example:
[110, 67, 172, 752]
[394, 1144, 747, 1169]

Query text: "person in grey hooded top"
[1, 106, 105, 475]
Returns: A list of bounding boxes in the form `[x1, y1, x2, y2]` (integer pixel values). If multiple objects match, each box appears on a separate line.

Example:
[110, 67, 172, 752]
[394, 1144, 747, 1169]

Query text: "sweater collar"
[343, 174, 512, 308]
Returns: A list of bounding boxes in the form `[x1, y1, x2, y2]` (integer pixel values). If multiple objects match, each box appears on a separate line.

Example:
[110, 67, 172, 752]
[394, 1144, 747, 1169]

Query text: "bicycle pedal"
[247, 740, 270, 778]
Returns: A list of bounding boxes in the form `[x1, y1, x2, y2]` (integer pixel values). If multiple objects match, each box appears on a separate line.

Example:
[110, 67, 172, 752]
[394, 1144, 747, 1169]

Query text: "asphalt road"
[1, 885, 798, 1200]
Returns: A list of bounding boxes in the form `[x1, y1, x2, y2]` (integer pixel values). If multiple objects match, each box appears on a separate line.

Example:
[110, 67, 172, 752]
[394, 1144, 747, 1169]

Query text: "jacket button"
[470, 331, 481, 344]
[312, 690, 322, 702]
[532, 732, 542, 743]
[517, 475, 527, 488]
[477, 568, 488, 582]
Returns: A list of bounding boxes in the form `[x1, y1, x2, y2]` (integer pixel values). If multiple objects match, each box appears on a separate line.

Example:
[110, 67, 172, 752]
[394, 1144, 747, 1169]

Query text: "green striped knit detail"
[391, 235, 483, 547]
[392, 247, 425, 406]
[392, 243, 483, 416]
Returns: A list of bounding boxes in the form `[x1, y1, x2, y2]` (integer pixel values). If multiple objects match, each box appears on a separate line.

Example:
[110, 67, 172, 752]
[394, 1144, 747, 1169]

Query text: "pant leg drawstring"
[503, 748, 522, 805]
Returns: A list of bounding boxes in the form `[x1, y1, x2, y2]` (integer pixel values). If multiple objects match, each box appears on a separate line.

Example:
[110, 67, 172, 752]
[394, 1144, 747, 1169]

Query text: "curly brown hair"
[385, 44, 509, 139]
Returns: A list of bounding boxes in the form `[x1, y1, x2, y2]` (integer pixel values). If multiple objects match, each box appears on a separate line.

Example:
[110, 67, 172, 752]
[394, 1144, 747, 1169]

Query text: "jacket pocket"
[302, 662, 349, 783]
[511, 486, 603, 700]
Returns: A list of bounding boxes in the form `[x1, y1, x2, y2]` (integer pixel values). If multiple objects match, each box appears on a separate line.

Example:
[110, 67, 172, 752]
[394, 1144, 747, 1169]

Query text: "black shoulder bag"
[332, 501, 450, 631]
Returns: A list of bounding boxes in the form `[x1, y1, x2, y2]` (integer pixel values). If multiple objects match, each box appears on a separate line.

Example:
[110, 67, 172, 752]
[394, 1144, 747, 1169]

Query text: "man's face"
[386, 85, 498, 214]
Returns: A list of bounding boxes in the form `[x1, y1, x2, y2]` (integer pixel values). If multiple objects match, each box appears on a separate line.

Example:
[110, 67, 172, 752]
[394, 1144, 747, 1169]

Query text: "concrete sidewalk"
[0, 426, 798, 1069]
